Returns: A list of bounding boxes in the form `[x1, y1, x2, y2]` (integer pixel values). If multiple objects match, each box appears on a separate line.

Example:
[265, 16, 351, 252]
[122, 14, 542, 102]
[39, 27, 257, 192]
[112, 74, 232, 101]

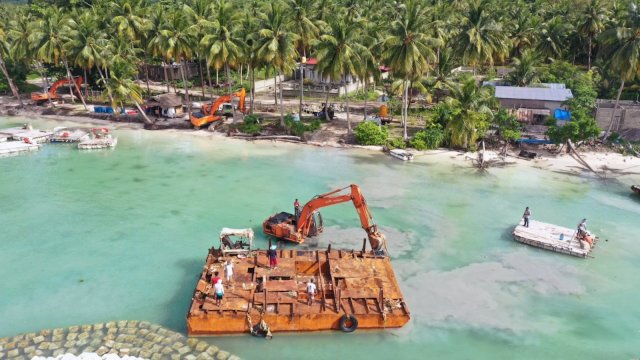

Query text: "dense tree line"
[0, 0, 637, 144]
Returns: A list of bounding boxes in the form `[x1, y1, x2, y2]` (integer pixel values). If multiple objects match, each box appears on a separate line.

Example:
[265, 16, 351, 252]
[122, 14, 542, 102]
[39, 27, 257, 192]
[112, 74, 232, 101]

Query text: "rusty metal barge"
[186, 244, 410, 335]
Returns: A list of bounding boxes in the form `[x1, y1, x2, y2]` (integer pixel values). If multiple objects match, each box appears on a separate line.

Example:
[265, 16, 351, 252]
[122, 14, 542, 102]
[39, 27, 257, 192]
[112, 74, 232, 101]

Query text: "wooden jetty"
[0, 127, 52, 143]
[513, 220, 597, 258]
[78, 137, 118, 149]
[186, 246, 411, 335]
[0, 141, 40, 157]
[50, 128, 90, 143]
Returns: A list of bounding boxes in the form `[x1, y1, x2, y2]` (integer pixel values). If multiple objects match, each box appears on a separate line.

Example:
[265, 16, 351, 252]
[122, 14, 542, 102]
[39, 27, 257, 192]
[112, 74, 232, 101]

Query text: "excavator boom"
[31, 77, 83, 102]
[262, 184, 386, 252]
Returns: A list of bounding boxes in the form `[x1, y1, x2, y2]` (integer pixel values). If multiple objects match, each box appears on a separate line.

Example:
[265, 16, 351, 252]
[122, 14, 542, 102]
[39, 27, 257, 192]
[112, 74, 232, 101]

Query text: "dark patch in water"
[131, 164, 148, 170]
[68, 168, 74, 172]
[78, 279, 84, 283]
[170, 210, 180, 216]
[133, 177, 144, 183]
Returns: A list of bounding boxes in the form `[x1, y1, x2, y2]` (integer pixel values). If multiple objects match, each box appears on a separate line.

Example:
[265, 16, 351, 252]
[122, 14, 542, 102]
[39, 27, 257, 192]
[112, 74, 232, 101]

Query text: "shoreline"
[1, 101, 639, 184]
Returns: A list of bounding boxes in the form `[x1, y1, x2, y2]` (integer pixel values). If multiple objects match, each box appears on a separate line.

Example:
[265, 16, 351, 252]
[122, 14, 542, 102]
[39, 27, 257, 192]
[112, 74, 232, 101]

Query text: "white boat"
[78, 136, 118, 150]
[389, 149, 414, 161]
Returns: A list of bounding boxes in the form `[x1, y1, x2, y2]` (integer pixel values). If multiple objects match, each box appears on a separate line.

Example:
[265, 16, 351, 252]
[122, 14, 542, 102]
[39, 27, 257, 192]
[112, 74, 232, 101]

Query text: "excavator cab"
[262, 211, 324, 243]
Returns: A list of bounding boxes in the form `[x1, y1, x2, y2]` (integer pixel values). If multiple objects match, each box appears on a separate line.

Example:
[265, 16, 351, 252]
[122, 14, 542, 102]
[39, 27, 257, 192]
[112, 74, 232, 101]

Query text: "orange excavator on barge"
[186, 184, 410, 336]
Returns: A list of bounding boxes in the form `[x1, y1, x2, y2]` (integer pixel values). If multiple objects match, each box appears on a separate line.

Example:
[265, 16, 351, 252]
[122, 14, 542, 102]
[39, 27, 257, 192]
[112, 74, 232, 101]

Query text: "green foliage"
[283, 114, 321, 137]
[546, 108, 601, 143]
[410, 125, 446, 150]
[238, 114, 262, 135]
[353, 121, 388, 146]
[0, 60, 28, 93]
[387, 137, 407, 149]
[493, 108, 522, 141]
[339, 90, 379, 101]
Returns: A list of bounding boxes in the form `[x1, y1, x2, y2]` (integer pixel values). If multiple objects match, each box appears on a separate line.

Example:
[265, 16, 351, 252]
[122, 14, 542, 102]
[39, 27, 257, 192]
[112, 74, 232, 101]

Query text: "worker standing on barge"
[294, 198, 301, 224]
[307, 279, 316, 306]
[522, 207, 531, 227]
[267, 245, 278, 269]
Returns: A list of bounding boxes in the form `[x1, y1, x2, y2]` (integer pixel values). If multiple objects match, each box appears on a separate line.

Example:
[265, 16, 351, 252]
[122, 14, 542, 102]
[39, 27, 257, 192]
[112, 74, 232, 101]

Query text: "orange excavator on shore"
[190, 88, 246, 128]
[31, 77, 83, 103]
[262, 184, 386, 252]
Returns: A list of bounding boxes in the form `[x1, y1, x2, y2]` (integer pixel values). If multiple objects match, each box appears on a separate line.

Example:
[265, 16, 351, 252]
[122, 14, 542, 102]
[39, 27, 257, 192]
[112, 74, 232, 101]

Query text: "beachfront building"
[494, 85, 573, 124]
[145, 93, 184, 119]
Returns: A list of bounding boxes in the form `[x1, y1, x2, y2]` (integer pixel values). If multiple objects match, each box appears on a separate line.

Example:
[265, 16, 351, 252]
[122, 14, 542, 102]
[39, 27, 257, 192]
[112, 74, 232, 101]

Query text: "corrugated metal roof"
[495, 86, 573, 101]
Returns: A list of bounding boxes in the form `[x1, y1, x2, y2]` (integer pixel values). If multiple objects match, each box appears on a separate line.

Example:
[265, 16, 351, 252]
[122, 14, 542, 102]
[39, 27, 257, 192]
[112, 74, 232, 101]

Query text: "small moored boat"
[389, 149, 414, 161]
[78, 128, 118, 150]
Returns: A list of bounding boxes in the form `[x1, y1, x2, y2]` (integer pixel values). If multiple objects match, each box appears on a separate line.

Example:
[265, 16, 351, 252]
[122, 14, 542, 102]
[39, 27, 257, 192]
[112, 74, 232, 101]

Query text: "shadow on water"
[163, 258, 203, 334]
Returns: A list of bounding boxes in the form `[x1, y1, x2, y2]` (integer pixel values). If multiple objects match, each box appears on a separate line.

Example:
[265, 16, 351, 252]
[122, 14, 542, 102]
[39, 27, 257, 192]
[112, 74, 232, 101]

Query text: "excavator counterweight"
[262, 184, 386, 252]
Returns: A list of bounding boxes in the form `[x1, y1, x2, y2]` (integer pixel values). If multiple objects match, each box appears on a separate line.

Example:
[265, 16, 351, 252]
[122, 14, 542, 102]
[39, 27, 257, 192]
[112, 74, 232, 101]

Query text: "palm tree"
[315, 18, 362, 133]
[444, 75, 495, 149]
[507, 50, 541, 86]
[0, 20, 23, 107]
[103, 58, 153, 124]
[66, 9, 106, 99]
[508, 7, 539, 57]
[31, 7, 88, 109]
[146, 9, 170, 93]
[598, 1, 640, 139]
[287, 0, 321, 117]
[536, 16, 572, 62]
[383, 0, 441, 139]
[201, 0, 243, 103]
[160, 8, 197, 116]
[256, 0, 298, 125]
[453, 0, 509, 71]
[577, 0, 609, 70]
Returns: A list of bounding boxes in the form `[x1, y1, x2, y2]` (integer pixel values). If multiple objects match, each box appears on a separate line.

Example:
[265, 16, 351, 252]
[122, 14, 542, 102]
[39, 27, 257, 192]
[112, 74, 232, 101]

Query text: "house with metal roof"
[494, 86, 573, 123]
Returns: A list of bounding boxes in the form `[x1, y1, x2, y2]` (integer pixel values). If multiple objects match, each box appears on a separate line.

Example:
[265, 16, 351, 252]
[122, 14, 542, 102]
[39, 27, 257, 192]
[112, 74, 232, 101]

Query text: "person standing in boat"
[577, 219, 587, 238]
[294, 198, 301, 224]
[224, 259, 234, 285]
[522, 207, 531, 227]
[267, 245, 278, 269]
[214, 279, 224, 306]
[307, 278, 317, 306]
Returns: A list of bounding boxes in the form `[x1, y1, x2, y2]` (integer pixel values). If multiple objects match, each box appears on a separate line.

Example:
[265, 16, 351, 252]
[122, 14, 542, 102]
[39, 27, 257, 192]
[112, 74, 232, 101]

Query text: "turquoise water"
[1, 117, 639, 359]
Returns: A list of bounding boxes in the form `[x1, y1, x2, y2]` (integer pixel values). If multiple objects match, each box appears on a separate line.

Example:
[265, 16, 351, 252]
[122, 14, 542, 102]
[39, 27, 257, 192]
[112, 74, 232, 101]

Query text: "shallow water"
[1, 117, 639, 359]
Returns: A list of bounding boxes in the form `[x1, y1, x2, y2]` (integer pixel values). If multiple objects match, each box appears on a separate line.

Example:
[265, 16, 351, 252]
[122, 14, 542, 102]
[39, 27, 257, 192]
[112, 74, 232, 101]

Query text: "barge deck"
[187, 246, 410, 335]
[0, 127, 52, 143]
[513, 220, 597, 258]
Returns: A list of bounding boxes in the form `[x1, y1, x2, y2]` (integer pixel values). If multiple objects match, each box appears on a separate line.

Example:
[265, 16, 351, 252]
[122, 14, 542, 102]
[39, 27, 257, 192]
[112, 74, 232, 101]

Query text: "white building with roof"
[494, 86, 573, 123]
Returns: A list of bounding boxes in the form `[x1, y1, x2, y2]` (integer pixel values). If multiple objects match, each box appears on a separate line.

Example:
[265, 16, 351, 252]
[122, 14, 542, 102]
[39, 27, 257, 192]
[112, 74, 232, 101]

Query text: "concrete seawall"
[0, 321, 240, 360]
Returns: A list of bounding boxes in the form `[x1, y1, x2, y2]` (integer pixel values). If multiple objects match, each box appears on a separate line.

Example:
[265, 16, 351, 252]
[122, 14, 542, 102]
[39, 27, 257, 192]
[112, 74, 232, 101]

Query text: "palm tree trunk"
[134, 100, 153, 125]
[250, 64, 255, 115]
[225, 62, 233, 116]
[324, 83, 330, 122]
[96, 66, 115, 111]
[278, 71, 284, 127]
[63, 59, 88, 110]
[587, 36, 592, 71]
[604, 79, 625, 140]
[39, 63, 54, 108]
[63, 61, 76, 104]
[299, 50, 305, 118]
[144, 58, 150, 96]
[403, 80, 409, 140]
[346, 82, 351, 133]
[83, 68, 89, 98]
[198, 59, 205, 98]
[363, 80, 368, 120]
[239, 64, 243, 86]
[216, 67, 219, 85]
[180, 59, 191, 117]
[163, 61, 170, 93]
[273, 71, 278, 106]
[205, 56, 213, 97]
[0, 52, 24, 107]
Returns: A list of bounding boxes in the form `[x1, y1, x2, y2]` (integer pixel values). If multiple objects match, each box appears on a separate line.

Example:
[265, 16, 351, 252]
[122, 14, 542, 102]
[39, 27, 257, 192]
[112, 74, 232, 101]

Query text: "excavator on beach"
[191, 88, 246, 128]
[262, 184, 386, 252]
[31, 77, 83, 103]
